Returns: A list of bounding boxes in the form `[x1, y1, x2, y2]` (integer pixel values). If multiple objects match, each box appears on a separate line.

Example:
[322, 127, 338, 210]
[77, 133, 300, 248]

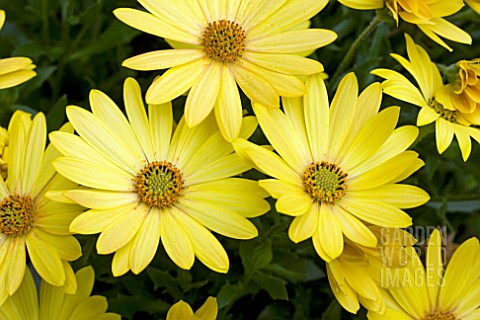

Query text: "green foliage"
[1, 0, 479, 319]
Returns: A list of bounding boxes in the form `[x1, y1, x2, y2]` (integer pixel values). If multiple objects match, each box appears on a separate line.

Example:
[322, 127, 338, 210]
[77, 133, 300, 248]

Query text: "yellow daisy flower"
[337, 0, 471, 51]
[328, 227, 416, 314]
[233, 72, 429, 262]
[0, 126, 8, 179]
[167, 297, 217, 320]
[372, 34, 480, 161]
[466, 0, 480, 14]
[0, 266, 120, 319]
[0, 10, 36, 90]
[436, 58, 480, 114]
[113, 0, 337, 141]
[0, 111, 83, 305]
[368, 229, 480, 320]
[50, 78, 269, 276]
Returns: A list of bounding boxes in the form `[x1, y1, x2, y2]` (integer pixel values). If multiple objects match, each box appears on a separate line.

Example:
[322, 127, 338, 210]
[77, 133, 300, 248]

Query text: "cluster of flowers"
[1, 0, 479, 319]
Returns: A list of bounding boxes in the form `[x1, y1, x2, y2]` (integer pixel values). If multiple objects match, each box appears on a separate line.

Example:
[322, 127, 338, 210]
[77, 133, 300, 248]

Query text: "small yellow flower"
[0, 266, 120, 319]
[328, 227, 417, 314]
[114, 0, 337, 141]
[233, 72, 429, 262]
[0, 10, 36, 90]
[167, 297, 217, 320]
[50, 78, 269, 276]
[368, 229, 480, 320]
[436, 58, 480, 114]
[0, 111, 83, 305]
[337, 0, 471, 51]
[372, 34, 480, 161]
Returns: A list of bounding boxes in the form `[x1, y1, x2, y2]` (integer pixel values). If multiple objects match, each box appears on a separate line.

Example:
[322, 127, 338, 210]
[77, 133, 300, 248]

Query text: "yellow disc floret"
[0, 194, 34, 237]
[304, 161, 348, 204]
[135, 161, 183, 208]
[202, 20, 246, 63]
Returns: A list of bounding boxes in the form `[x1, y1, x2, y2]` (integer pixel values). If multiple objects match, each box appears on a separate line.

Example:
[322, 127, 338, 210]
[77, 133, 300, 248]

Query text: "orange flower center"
[0, 195, 34, 237]
[202, 19, 246, 63]
[430, 98, 456, 122]
[424, 311, 456, 320]
[135, 161, 183, 208]
[304, 161, 348, 204]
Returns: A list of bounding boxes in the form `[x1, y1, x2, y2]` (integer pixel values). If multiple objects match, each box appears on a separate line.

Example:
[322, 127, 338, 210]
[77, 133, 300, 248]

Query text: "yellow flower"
[167, 297, 217, 320]
[328, 227, 416, 314]
[0, 266, 120, 319]
[233, 72, 429, 262]
[0, 111, 83, 305]
[337, 0, 471, 51]
[465, 0, 480, 14]
[0, 126, 8, 179]
[368, 229, 480, 320]
[113, 0, 337, 141]
[0, 10, 36, 90]
[436, 58, 480, 114]
[372, 34, 480, 161]
[50, 78, 269, 276]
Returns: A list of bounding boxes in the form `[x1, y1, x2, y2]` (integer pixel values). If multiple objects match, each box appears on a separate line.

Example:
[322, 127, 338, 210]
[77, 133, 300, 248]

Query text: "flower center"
[201, 19, 246, 63]
[135, 161, 183, 208]
[430, 98, 457, 122]
[304, 161, 348, 204]
[0, 195, 34, 237]
[424, 311, 456, 320]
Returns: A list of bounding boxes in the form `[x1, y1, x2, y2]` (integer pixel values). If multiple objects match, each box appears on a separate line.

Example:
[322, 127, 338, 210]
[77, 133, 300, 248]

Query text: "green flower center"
[424, 311, 456, 320]
[304, 161, 348, 204]
[202, 20, 246, 63]
[430, 98, 456, 122]
[0, 195, 34, 237]
[135, 161, 183, 208]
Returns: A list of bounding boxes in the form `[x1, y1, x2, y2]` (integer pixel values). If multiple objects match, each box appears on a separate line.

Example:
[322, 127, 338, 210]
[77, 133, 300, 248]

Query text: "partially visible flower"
[50, 78, 269, 276]
[233, 72, 429, 263]
[0, 10, 36, 90]
[372, 34, 480, 161]
[327, 227, 416, 314]
[436, 58, 480, 114]
[167, 297, 217, 320]
[368, 229, 480, 320]
[0, 111, 83, 305]
[337, 0, 471, 51]
[0, 126, 8, 179]
[114, 0, 337, 141]
[0, 266, 121, 319]
[466, 0, 480, 14]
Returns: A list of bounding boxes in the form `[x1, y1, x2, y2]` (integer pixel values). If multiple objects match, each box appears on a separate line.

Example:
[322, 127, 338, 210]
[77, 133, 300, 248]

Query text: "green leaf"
[46, 95, 68, 131]
[217, 282, 243, 309]
[252, 273, 288, 300]
[239, 238, 273, 275]
[321, 299, 341, 320]
[146, 268, 182, 299]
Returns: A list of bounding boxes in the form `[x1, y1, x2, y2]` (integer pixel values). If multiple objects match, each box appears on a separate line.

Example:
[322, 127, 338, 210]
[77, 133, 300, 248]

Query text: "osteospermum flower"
[328, 227, 416, 314]
[113, 0, 337, 141]
[372, 34, 480, 161]
[0, 111, 82, 305]
[368, 229, 480, 320]
[233, 72, 429, 262]
[0, 266, 120, 319]
[50, 78, 269, 276]
[0, 10, 36, 90]
[167, 297, 217, 320]
[437, 58, 480, 114]
[337, 0, 471, 51]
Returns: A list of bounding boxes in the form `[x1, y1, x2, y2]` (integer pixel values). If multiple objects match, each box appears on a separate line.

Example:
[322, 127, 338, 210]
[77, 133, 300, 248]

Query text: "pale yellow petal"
[276, 193, 313, 216]
[22, 112, 46, 193]
[195, 297, 218, 320]
[129, 208, 161, 274]
[6, 237, 26, 295]
[113, 8, 199, 44]
[149, 102, 173, 161]
[288, 203, 318, 243]
[32, 229, 81, 261]
[185, 62, 222, 127]
[112, 240, 133, 277]
[48, 131, 109, 165]
[185, 153, 251, 185]
[453, 124, 472, 161]
[243, 51, 323, 75]
[348, 184, 429, 209]
[145, 58, 208, 104]
[167, 301, 194, 320]
[316, 204, 344, 261]
[426, 229, 443, 308]
[65, 189, 138, 209]
[258, 179, 304, 199]
[0, 70, 36, 89]
[161, 207, 195, 270]
[331, 205, 377, 248]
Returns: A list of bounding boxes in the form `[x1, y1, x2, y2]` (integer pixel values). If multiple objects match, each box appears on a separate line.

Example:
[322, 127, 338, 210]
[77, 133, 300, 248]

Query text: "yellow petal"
[276, 193, 313, 216]
[288, 203, 318, 243]
[435, 118, 454, 154]
[149, 102, 173, 161]
[195, 297, 218, 320]
[243, 52, 323, 76]
[316, 204, 344, 261]
[167, 301, 194, 320]
[6, 237, 26, 295]
[129, 208, 161, 274]
[65, 189, 138, 210]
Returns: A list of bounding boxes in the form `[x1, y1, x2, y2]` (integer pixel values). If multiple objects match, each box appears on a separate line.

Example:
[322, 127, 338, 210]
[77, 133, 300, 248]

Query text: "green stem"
[330, 15, 382, 86]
